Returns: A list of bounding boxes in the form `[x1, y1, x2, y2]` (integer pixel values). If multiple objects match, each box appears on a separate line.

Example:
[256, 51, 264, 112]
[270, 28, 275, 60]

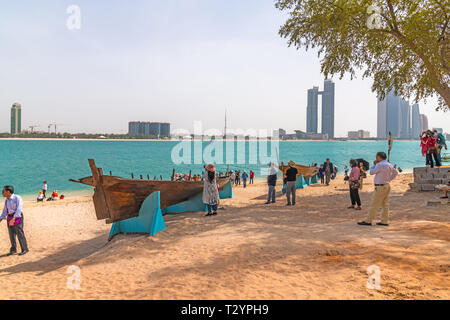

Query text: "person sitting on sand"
[436, 181, 450, 199]
[203, 164, 220, 217]
[37, 190, 44, 202]
[47, 190, 59, 201]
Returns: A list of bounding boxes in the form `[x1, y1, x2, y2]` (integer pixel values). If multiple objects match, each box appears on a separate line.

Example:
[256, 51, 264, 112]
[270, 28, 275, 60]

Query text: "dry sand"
[0, 173, 448, 300]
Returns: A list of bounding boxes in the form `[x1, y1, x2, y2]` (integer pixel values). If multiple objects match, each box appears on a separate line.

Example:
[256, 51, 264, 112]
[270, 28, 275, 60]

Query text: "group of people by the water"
[420, 129, 447, 168]
[36, 181, 64, 202]
[229, 170, 254, 188]
[317, 159, 338, 185]
[259, 152, 402, 227]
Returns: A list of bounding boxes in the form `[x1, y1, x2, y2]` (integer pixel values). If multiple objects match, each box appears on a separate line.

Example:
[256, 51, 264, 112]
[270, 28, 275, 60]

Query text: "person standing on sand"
[249, 170, 255, 184]
[0, 186, 29, 256]
[285, 161, 298, 206]
[318, 164, 325, 184]
[266, 163, 277, 204]
[203, 164, 220, 217]
[323, 158, 334, 186]
[230, 171, 235, 184]
[359, 161, 366, 190]
[242, 170, 249, 188]
[348, 160, 362, 210]
[358, 152, 398, 227]
[42, 181, 48, 198]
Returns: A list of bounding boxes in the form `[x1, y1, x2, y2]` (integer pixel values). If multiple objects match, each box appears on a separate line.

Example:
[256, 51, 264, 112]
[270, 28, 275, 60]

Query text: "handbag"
[350, 180, 360, 189]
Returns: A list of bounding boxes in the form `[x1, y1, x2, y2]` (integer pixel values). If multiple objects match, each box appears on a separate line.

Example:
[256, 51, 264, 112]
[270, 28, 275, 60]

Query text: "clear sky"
[0, 0, 448, 136]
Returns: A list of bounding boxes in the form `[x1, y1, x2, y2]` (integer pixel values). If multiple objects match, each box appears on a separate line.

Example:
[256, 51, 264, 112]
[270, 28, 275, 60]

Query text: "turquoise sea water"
[0, 139, 425, 198]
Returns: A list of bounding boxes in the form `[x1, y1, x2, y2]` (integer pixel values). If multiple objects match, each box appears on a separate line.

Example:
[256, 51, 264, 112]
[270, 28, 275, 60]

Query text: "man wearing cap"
[285, 161, 298, 206]
[1, 185, 29, 256]
[358, 152, 398, 227]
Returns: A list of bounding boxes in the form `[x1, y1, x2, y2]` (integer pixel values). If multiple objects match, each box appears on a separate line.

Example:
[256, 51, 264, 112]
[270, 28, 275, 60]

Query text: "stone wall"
[410, 167, 450, 192]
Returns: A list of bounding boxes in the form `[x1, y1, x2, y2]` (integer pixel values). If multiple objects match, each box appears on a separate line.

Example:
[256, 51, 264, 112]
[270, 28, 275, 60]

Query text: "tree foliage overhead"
[276, 0, 449, 110]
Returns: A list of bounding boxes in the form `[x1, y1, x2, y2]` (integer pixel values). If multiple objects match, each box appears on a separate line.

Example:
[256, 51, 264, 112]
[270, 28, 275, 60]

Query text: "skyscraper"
[411, 104, 421, 138]
[306, 87, 319, 133]
[321, 79, 335, 139]
[305, 80, 335, 138]
[378, 90, 402, 138]
[399, 99, 411, 138]
[420, 114, 429, 132]
[10, 103, 22, 135]
[377, 97, 387, 139]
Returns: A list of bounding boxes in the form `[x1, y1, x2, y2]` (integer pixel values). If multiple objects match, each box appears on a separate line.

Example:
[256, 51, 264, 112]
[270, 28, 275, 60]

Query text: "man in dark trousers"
[323, 158, 334, 186]
[1, 186, 29, 256]
[285, 161, 298, 206]
[265, 163, 277, 204]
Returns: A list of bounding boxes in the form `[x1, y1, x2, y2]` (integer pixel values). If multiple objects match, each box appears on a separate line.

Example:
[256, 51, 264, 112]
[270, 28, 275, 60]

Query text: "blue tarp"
[282, 174, 317, 194]
[109, 191, 166, 240]
[109, 181, 234, 239]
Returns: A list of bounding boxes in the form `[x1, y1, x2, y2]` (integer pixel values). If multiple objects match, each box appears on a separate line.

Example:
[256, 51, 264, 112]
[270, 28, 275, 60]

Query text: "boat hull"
[278, 162, 318, 178]
[70, 160, 230, 223]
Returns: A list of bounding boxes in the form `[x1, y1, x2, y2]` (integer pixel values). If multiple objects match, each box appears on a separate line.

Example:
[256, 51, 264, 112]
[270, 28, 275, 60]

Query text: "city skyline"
[377, 90, 432, 139]
[0, 1, 449, 136]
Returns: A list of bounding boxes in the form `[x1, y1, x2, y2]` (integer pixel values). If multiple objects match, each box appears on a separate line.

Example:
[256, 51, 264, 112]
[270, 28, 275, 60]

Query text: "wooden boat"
[279, 161, 318, 178]
[70, 159, 230, 224]
[442, 153, 450, 162]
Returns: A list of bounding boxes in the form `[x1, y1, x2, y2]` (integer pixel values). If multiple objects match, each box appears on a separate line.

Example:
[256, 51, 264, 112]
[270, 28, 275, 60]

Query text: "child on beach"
[318, 165, 325, 184]
[37, 190, 44, 202]
[42, 181, 48, 198]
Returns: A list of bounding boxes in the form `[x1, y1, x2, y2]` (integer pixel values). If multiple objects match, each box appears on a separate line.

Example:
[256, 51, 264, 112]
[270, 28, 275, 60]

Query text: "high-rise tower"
[10, 103, 22, 135]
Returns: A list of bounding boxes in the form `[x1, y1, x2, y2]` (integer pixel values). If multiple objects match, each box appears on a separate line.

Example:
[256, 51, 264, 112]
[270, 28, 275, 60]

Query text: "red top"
[250, 171, 254, 178]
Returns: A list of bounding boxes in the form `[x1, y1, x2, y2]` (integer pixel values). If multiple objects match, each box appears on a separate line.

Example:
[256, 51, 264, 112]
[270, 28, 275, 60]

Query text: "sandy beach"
[0, 173, 448, 300]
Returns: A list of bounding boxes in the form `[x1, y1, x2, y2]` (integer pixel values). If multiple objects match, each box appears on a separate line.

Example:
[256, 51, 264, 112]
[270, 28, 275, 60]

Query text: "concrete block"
[420, 184, 438, 191]
[417, 179, 442, 184]
[427, 200, 450, 207]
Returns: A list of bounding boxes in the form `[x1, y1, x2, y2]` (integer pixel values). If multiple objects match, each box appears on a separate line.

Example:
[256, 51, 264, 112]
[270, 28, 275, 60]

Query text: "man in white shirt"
[358, 152, 398, 226]
[0, 186, 29, 256]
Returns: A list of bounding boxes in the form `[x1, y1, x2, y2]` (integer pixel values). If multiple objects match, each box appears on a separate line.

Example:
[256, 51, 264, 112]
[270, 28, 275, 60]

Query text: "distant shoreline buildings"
[377, 90, 428, 139]
[128, 121, 171, 138]
[348, 130, 370, 139]
[10, 103, 22, 135]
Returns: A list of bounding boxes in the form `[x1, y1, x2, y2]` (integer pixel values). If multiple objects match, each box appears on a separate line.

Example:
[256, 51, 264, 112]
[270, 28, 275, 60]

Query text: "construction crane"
[48, 123, 69, 134]
[28, 125, 40, 133]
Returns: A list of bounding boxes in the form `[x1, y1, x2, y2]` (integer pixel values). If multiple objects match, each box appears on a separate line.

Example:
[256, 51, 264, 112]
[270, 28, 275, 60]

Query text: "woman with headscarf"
[348, 159, 362, 210]
[203, 163, 220, 216]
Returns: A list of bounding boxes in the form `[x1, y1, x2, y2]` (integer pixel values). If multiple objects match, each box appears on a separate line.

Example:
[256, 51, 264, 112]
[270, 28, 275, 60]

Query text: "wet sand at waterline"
[0, 174, 448, 299]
